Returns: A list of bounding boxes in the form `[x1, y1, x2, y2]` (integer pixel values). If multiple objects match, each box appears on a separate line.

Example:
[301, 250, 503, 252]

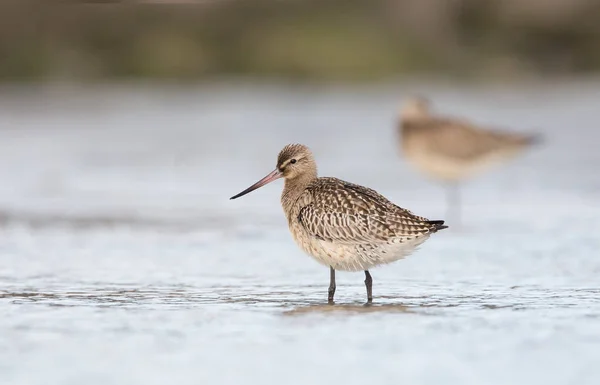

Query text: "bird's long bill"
[230, 169, 282, 200]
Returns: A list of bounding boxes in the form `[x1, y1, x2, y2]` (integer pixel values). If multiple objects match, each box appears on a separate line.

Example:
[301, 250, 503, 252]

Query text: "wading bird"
[399, 96, 540, 224]
[230, 144, 446, 303]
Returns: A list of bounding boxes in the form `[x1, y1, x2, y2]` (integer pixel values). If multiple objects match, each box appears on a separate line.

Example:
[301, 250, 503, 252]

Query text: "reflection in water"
[0, 287, 414, 314]
[284, 303, 411, 316]
[2, 285, 597, 313]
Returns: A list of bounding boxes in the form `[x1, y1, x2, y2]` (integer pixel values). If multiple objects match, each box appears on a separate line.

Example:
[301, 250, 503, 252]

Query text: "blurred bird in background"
[398, 96, 541, 225]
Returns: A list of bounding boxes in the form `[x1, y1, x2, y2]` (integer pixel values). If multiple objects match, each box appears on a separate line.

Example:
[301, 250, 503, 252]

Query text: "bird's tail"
[428, 220, 448, 232]
[521, 133, 543, 146]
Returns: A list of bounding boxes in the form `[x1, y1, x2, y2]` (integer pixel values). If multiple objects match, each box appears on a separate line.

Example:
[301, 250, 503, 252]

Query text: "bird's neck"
[401, 107, 429, 122]
[281, 173, 316, 215]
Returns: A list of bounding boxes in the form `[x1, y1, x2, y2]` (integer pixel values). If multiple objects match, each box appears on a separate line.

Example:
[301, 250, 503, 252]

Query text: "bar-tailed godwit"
[231, 144, 446, 304]
[399, 96, 540, 223]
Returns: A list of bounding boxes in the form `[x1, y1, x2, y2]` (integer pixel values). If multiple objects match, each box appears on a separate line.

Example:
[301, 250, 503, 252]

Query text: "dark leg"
[364, 270, 373, 303]
[328, 267, 336, 304]
[447, 182, 460, 227]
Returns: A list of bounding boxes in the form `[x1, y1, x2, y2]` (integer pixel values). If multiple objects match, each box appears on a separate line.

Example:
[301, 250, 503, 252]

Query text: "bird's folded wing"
[297, 180, 434, 244]
[424, 118, 528, 160]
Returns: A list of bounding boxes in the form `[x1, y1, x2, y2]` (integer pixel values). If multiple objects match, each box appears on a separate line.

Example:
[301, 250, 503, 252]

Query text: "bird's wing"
[297, 178, 442, 245]
[406, 117, 535, 160]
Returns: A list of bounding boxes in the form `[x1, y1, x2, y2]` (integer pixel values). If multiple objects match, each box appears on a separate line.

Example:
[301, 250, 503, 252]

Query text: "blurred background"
[1, 1, 599, 385]
[3, 0, 600, 81]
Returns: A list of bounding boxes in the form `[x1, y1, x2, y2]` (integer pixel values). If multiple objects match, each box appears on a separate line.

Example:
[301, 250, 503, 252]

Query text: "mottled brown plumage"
[297, 178, 443, 245]
[231, 143, 446, 303]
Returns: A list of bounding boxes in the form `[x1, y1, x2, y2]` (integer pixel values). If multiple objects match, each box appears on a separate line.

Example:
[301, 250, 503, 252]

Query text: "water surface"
[0, 83, 599, 385]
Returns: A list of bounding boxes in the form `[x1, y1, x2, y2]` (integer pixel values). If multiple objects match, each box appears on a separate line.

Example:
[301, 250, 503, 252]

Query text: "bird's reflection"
[283, 302, 411, 315]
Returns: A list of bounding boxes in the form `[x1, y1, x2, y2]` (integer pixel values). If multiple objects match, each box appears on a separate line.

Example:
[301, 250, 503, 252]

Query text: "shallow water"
[0, 82, 599, 385]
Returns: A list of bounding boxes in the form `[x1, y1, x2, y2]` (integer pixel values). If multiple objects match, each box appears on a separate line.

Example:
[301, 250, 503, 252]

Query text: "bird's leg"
[364, 270, 373, 304]
[328, 267, 336, 304]
[447, 182, 460, 227]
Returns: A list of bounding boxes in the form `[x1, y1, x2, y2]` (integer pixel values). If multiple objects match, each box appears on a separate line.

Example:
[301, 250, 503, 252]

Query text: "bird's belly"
[405, 147, 503, 181]
[288, 223, 344, 268]
[288, 222, 427, 272]
[404, 147, 475, 181]
[404, 144, 524, 181]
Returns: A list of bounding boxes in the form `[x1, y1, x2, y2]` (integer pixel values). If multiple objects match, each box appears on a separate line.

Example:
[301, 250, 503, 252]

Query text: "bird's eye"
[290, 159, 297, 164]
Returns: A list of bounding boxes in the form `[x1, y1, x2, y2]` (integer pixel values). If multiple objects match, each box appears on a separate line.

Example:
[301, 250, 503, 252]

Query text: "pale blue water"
[0, 82, 599, 385]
